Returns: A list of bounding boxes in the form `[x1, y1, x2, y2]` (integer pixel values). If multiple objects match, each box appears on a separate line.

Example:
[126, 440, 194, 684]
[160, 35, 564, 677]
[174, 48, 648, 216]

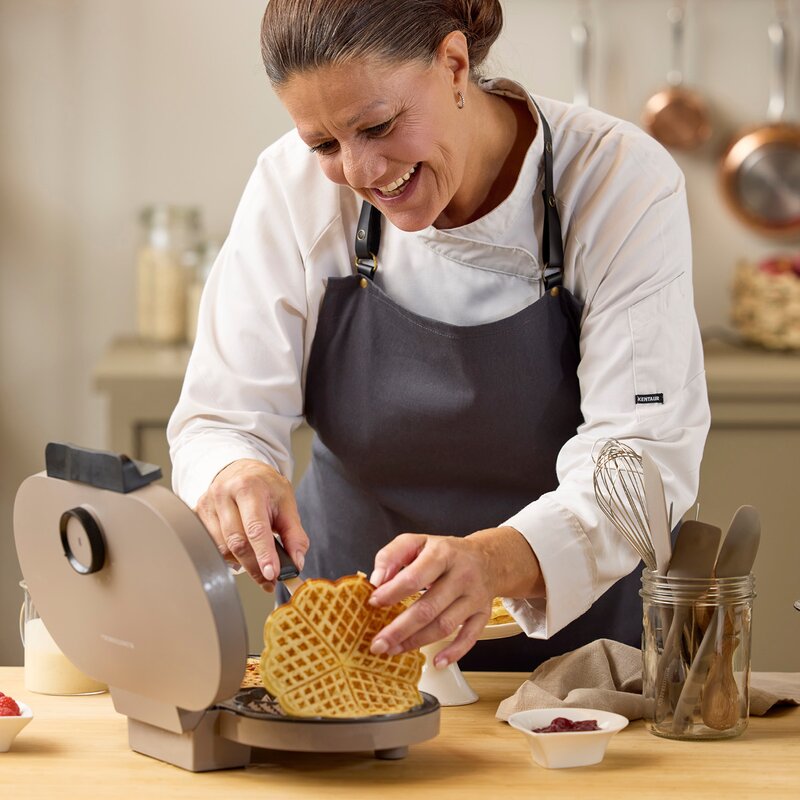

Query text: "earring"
[456, 90, 465, 109]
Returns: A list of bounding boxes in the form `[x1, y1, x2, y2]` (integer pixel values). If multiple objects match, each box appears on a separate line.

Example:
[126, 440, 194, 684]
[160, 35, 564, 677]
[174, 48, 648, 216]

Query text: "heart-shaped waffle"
[259, 574, 424, 718]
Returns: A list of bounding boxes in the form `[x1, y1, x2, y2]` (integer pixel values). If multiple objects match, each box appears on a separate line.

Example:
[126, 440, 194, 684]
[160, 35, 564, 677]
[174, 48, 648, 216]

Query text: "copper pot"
[642, 3, 711, 151]
[720, 17, 800, 237]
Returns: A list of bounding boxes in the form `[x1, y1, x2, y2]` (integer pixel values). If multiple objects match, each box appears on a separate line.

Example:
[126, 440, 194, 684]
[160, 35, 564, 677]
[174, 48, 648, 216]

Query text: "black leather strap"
[531, 100, 564, 290]
[354, 201, 382, 280]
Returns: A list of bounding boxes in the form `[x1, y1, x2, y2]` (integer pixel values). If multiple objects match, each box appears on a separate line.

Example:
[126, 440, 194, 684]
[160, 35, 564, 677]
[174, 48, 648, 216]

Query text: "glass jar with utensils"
[641, 570, 755, 740]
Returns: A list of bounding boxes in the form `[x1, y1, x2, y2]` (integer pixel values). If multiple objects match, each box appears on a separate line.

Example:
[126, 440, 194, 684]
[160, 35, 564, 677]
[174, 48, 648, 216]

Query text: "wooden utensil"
[698, 506, 761, 731]
[642, 2, 711, 151]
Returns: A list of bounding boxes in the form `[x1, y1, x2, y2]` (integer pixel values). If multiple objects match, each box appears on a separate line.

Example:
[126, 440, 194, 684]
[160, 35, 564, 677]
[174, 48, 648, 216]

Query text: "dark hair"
[260, 0, 503, 86]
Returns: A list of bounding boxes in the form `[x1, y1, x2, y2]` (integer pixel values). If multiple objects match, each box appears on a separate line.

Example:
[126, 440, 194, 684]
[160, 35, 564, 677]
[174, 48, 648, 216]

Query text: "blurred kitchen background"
[2, 0, 799, 668]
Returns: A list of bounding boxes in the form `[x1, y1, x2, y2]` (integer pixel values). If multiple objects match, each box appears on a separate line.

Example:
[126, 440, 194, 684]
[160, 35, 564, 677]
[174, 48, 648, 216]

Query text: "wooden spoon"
[699, 506, 761, 730]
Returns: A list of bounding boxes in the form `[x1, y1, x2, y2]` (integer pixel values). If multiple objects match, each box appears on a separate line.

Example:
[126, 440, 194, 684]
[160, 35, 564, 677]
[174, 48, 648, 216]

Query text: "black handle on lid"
[45, 442, 162, 493]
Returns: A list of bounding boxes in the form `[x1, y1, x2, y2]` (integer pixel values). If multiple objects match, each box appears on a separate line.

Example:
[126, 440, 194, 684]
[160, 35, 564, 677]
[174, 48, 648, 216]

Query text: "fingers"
[368, 534, 493, 664]
[194, 459, 310, 591]
[373, 590, 472, 655]
[430, 612, 488, 668]
[216, 492, 274, 589]
[369, 533, 427, 589]
[195, 501, 241, 570]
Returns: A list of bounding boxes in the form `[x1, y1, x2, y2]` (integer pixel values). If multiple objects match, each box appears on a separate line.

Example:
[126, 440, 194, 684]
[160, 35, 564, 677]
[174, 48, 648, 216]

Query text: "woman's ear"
[435, 30, 470, 94]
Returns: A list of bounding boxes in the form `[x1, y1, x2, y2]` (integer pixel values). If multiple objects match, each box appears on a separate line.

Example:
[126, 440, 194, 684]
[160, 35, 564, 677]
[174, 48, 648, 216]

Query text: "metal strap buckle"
[543, 264, 563, 291]
[354, 255, 378, 280]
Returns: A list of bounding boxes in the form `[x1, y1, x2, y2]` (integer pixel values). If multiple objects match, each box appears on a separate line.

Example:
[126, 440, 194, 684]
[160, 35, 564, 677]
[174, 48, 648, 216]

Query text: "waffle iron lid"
[13, 443, 248, 711]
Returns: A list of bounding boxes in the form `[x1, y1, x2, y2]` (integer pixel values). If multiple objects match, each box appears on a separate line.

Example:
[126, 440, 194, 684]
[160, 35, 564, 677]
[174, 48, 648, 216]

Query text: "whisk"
[592, 439, 657, 570]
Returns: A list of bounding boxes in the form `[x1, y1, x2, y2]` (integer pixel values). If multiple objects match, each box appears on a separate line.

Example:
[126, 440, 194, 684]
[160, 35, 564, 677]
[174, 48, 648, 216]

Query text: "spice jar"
[136, 205, 202, 344]
[640, 570, 755, 740]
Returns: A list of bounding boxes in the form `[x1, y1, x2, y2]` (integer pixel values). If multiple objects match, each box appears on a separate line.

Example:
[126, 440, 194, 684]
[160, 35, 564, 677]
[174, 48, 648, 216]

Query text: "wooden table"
[1, 668, 798, 798]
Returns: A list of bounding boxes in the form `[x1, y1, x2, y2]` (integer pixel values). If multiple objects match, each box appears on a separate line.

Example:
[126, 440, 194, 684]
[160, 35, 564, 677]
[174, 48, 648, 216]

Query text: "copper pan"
[720, 16, 800, 237]
[642, 3, 711, 151]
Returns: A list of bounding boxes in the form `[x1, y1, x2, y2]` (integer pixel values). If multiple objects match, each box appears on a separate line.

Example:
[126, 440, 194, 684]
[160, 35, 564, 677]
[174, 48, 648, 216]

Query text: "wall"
[1, 0, 798, 666]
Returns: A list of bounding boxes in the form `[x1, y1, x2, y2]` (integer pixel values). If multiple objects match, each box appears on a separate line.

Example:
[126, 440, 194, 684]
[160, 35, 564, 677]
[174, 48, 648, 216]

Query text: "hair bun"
[450, 0, 503, 69]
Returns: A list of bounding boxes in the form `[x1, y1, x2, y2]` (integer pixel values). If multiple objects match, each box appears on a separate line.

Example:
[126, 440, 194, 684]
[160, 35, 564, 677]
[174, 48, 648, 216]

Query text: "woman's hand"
[367, 527, 544, 667]
[195, 458, 309, 591]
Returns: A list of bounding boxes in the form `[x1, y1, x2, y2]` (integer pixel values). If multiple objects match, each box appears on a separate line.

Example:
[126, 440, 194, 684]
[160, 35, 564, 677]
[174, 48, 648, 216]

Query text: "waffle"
[260, 574, 424, 718]
[402, 592, 514, 625]
[241, 656, 263, 689]
[489, 597, 514, 626]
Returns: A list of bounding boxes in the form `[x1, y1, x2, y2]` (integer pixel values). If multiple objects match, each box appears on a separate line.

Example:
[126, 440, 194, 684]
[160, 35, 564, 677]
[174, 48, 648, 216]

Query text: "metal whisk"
[592, 439, 657, 570]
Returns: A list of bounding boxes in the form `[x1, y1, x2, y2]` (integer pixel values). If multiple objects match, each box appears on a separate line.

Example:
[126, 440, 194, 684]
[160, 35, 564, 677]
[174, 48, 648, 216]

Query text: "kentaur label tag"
[635, 393, 664, 405]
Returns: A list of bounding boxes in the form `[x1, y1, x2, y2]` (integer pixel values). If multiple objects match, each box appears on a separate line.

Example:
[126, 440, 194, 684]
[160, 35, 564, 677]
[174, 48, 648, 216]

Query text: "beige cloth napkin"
[496, 638, 800, 721]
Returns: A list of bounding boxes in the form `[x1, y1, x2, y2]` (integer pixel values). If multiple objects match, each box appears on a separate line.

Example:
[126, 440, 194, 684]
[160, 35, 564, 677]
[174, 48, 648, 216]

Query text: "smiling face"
[276, 34, 473, 231]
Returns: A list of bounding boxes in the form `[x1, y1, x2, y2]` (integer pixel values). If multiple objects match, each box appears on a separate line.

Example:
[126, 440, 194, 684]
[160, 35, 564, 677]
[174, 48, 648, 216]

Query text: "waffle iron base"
[127, 690, 441, 772]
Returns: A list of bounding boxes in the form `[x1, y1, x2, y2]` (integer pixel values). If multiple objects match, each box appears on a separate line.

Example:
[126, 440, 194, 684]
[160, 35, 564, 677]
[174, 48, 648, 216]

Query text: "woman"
[168, 0, 709, 672]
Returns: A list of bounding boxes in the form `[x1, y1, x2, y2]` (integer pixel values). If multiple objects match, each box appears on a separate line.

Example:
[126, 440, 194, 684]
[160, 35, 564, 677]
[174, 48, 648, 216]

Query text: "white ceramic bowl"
[508, 707, 629, 769]
[0, 701, 33, 753]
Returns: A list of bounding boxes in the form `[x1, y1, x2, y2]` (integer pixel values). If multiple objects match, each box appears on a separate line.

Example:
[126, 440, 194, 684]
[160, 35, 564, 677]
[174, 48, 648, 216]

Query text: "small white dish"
[508, 707, 628, 769]
[0, 701, 33, 752]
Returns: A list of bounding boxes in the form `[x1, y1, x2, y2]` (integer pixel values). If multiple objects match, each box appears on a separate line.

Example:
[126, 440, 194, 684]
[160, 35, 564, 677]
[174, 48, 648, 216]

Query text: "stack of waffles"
[401, 591, 515, 626]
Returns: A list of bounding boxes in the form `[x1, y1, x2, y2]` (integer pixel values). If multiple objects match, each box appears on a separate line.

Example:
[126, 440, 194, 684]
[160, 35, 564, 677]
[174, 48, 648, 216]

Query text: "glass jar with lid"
[136, 204, 203, 344]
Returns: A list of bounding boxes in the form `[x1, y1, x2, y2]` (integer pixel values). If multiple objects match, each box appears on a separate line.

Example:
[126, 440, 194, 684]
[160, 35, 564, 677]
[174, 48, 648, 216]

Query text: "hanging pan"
[641, 2, 711, 151]
[571, 3, 591, 107]
[720, 14, 800, 236]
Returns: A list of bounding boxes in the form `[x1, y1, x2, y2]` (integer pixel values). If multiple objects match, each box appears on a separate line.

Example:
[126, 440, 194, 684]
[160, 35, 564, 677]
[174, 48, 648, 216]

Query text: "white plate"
[477, 620, 523, 641]
[434, 619, 522, 645]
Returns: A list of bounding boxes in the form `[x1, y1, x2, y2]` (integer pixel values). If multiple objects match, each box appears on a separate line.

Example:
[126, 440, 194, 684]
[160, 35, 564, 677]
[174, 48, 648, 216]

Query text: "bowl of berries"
[508, 707, 628, 769]
[0, 692, 32, 752]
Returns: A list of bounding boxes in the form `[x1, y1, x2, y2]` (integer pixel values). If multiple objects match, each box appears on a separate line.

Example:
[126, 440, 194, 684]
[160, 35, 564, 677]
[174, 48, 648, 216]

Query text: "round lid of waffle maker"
[14, 471, 247, 711]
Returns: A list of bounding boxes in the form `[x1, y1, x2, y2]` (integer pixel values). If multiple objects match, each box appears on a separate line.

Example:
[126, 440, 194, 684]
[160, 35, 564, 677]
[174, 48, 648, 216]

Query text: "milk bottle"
[20, 581, 106, 695]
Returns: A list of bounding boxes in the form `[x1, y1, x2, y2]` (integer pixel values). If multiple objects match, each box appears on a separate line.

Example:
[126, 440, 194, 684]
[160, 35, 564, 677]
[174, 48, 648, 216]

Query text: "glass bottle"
[641, 569, 755, 740]
[185, 239, 220, 344]
[136, 205, 202, 344]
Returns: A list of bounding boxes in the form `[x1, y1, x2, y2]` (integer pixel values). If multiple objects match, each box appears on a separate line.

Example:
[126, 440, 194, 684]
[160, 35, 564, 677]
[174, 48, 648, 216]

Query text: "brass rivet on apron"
[550, 286, 560, 297]
[548, 195, 556, 208]
[545, 141, 553, 154]
[357, 229, 366, 240]
[359, 277, 368, 289]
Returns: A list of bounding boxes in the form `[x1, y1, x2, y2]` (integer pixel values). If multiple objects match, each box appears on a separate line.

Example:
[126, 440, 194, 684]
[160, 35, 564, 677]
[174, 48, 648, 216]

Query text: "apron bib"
[290, 107, 642, 670]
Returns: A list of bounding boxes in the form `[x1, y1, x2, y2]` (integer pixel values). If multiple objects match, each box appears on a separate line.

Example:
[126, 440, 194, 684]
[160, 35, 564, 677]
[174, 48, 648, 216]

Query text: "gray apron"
[289, 107, 642, 670]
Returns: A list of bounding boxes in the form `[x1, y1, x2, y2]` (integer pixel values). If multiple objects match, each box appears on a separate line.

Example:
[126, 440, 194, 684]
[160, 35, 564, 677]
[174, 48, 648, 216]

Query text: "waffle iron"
[13, 443, 440, 772]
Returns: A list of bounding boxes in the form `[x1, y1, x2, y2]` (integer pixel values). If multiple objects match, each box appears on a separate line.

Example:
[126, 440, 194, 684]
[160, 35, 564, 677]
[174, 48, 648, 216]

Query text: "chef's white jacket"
[168, 78, 710, 639]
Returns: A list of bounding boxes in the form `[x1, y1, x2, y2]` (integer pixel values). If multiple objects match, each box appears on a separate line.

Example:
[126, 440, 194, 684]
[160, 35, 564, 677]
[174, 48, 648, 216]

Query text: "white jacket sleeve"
[503, 143, 710, 638]
[167, 153, 310, 509]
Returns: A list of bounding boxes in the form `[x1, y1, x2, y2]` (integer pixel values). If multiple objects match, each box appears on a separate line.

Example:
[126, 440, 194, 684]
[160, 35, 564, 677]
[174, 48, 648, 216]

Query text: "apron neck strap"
[353, 102, 564, 288]
[531, 99, 564, 290]
[354, 201, 382, 279]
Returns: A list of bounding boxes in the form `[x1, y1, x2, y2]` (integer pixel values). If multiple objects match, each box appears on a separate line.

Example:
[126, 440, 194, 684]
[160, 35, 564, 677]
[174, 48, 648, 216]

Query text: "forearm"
[467, 525, 545, 600]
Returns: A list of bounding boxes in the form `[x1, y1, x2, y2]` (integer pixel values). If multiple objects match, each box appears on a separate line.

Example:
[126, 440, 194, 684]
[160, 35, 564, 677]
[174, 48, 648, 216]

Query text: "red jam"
[532, 716, 600, 733]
